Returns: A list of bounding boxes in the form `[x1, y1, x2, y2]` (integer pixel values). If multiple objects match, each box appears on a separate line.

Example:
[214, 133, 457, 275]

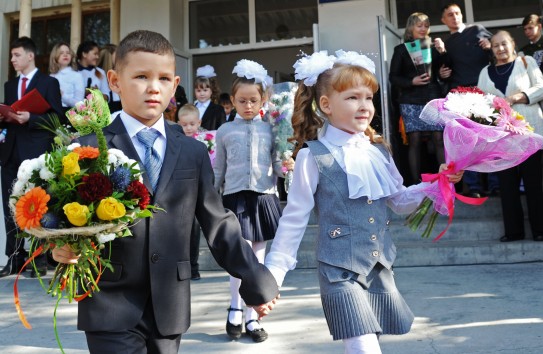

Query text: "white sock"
[343, 334, 382, 354]
[245, 241, 267, 332]
[228, 275, 243, 325]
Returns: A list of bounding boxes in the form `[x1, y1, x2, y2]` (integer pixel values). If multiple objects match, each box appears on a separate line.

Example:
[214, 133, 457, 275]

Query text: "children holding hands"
[264, 50, 463, 353]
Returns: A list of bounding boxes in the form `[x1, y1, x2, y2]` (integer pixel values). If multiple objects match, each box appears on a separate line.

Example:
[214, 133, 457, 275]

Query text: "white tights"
[343, 334, 382, 354]
[229, 240, 267, 329]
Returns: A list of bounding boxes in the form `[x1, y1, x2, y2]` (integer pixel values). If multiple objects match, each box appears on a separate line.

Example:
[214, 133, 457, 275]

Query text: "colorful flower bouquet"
[10, 90, 156, 347]
[268, 82, 298, 192]
[193, 130, 216, 166]
[407, 86, 543, 240]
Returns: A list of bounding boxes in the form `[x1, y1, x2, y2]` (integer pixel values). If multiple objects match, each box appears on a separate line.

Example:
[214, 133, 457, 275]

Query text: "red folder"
[0, 89, 51, 117]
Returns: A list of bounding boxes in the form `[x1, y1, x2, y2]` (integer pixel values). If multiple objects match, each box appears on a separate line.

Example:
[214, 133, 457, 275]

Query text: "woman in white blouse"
[477, 30, 543, 243]
[49, 42, 85, 110]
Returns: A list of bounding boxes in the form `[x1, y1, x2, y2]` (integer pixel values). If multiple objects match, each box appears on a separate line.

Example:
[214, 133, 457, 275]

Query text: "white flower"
[12, 180, 26, 197]
[444, 92, 495, 121]
[293, 51, 336, 86]
[67, 143, 81, 151]
[97, 233, 116, 244]
[232, 59, 272, 89]
[335, 50, 376, 74]
[39, 167, 55, 181]
[196, 65, 217, 78]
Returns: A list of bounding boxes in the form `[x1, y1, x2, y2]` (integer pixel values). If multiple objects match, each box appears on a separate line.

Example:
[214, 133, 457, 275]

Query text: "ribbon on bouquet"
[421, 162, 488, 242]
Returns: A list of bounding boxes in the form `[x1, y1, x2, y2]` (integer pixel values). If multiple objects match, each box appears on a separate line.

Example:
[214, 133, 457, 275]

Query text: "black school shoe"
[245, 320, 268, 343]
[226, 307, 243, 339]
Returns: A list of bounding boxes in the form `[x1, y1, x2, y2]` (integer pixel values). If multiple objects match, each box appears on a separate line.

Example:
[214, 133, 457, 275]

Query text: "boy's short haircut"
[10, 36, 37, 54]
[522, 14, 542, 27]
[115, 30, 175, 71]
[177, 103, 199, 118]
[219, 92, 232, 105]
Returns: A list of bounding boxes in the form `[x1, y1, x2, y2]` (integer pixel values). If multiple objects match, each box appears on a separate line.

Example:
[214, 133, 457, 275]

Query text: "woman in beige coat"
[477, 30, 543, 243]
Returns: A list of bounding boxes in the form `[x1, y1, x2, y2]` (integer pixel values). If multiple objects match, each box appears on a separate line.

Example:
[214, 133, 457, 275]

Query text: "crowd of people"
[0, 2, 542, 354]
[390, 4, 543, 244]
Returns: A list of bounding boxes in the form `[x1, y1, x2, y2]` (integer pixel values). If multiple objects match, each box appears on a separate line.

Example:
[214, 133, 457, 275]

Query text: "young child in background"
[219, 92, 236, 122]
[194, 65, 226, 130]
[214, 60, 285, 343]
[178, 103, 205, 280]
[49, 42, 85, 111]
[264, 51, 463, 354]
[177, 104, 202, 137]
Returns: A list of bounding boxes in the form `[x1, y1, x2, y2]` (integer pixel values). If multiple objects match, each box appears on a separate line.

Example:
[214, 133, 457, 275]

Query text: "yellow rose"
[63, 202, 89, 226]
[62, 152, 80, 176]
[96, 197, 126, 221]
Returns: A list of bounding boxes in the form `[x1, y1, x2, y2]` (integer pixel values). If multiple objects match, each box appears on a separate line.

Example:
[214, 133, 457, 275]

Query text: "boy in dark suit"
[52, 30, 278, 353]
[0, 36, 63, 278]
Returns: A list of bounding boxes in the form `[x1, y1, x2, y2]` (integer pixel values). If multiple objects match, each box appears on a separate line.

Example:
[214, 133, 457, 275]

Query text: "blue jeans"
[464, 171, 500, 192]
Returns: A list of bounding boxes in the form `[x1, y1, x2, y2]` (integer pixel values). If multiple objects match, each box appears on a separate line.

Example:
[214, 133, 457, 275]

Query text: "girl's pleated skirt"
[318, 262, 414, 340]
[222, 190, 281, 242]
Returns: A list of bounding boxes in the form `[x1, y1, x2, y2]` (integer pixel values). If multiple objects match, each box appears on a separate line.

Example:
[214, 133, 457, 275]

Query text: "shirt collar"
[234, 113, 261, 122]
[119, 111, 166, 139]
[195, 99, 210, 108]
[21, 68, 38, 82]
[323, 124, 369, 147]
[456, 23, 466, 34]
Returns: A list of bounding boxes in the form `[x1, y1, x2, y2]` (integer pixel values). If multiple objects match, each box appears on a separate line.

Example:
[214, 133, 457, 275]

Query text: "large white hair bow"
[232, 59, 273, 89]
[196, 65, 217, 78]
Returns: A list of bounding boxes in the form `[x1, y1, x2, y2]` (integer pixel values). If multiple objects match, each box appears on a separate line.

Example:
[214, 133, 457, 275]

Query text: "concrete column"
[19, 0, 32, 37]
[71, 0, 82, 51]
[110, 0, 121, 44]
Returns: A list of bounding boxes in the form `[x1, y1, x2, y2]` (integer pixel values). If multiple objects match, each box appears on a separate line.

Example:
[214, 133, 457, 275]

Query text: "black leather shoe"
[226, 307, 243, 339]
[0, 259, 26, 278]
[499, 235, 524, 242]
[245, 320, 268, 343]
[534, 235, 543, 242]
[191, 271, 201, 280]
[30, 267, 47, 278]
[466, 190, 483, 198]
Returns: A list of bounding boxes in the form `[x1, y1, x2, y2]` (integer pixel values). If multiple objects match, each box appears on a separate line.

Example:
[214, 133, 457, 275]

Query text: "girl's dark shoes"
[226, 307, 243, 339]
[245, 320, 268, 343]
[499, 235, 524, 242]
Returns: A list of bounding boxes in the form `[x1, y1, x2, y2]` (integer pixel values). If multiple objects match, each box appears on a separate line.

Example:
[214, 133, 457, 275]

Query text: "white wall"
[119, 0, 171, 40]
[318, 0, 387, 56]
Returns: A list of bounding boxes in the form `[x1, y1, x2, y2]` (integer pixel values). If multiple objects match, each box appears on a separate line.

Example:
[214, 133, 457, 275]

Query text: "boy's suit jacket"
[77, 118, 278, 336]
[0, 70, 63, 165]
[201, 102, 226, 130]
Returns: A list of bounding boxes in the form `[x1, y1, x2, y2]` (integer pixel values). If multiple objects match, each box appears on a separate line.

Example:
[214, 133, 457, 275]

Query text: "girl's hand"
[412, 73, 431, 86]
[252, 294, 280, 319]
[439, 164, 464, 184]
[283, 158, 295, 172]
[52, 244, 79, 264]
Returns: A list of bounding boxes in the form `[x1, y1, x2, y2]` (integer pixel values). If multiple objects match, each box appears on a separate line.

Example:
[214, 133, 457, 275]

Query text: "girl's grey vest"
[306, 140, 396, 276]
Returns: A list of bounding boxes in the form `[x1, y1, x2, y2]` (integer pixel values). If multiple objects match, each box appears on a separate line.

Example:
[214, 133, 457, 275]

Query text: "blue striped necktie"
[136, 128, 162, 192]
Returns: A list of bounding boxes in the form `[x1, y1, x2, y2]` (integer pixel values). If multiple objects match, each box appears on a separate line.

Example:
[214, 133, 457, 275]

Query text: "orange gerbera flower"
[15, 187, 50, 230]
[73, 146, 100, 160]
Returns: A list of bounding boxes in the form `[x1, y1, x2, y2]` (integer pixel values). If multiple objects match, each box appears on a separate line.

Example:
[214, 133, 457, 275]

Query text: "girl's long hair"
[290, 63, 384, 157]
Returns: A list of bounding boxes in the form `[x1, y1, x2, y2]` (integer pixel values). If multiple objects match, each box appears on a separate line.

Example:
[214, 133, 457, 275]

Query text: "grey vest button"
[341, 272, 349, 279]
[151, 253, 159, 263]
[372, 250, 379, 257]
[368, 217, 375, 223]
[370, 234, 377, 241]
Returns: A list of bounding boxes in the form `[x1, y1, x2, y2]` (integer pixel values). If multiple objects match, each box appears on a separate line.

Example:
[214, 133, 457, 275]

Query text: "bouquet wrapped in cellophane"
[268, 82, 298, 192]
[11, 90, 157, 351]
[407, 86, 543, 240]
[193, 130, 216, 166]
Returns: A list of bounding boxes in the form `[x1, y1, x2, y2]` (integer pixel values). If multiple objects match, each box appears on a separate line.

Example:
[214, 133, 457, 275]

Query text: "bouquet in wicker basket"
[10, 90, 156, 341]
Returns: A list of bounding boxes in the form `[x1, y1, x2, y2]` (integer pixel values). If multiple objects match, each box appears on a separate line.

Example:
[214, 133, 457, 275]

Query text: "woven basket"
[25, 223, 127, 240]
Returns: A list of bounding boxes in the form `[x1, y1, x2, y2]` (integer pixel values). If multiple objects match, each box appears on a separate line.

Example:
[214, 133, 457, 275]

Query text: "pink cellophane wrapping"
[419, 98, 543, 215]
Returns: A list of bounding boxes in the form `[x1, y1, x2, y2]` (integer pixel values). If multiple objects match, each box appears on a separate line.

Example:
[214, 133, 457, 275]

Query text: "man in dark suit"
[53, 30, 278, 353]
[0, 36, 63, 278]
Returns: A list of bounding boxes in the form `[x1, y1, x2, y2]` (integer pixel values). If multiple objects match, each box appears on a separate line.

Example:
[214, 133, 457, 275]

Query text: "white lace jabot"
[321, 125, 400, 200]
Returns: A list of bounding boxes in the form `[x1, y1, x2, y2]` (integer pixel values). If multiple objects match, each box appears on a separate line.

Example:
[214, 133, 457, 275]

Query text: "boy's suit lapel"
[154, 123, 182, 197]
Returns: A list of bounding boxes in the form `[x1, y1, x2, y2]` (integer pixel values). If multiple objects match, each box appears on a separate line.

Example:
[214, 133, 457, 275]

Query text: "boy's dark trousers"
[190, 218, 200, 277]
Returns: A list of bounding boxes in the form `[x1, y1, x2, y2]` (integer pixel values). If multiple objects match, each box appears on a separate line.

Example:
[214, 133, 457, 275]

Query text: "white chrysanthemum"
[335, 50, 376, 74]
[293, 51, 336, 86]
[196, 65, 217, 78]
[67, 143, 81, 151]
[17, 158, 38, 180]
[12, 180, 26, 197]
[232, 59, 272, 89]
[97, 233, 116, 244]
[22, 182, 35, 195]
[39, 167, 55, 181]
[445, 92, 496, 121]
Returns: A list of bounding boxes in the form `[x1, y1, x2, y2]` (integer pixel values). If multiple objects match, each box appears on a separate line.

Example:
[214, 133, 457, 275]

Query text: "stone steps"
[197, 195, 543, 270]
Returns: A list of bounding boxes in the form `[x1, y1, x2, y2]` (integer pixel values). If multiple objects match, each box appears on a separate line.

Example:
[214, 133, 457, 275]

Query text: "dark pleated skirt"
[318, 262, 414, 340]
[222, 190, 281, 242]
